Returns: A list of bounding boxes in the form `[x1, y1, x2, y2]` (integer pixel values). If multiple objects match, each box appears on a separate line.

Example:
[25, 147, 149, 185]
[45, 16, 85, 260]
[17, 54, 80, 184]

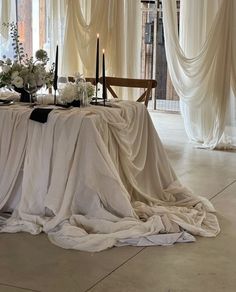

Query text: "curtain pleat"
[163, 0, 236, 149]
[61, 0, 142, 86]
[0, 0, 11, 38]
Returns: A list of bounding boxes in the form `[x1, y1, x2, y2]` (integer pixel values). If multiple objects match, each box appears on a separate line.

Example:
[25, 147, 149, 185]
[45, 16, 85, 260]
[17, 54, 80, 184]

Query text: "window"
[141, 0, 180, 111]
[17, 0, 48, 57]
[0, 0, 53, 61]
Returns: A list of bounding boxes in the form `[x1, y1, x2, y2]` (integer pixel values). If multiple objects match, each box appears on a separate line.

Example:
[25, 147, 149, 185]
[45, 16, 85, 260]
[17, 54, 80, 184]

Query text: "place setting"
[0, 23, 113, 122]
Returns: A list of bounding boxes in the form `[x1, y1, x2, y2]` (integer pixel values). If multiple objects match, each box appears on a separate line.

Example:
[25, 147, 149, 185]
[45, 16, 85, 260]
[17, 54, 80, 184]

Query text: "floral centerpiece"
[60, 74, 95, 106]
[0, 23, 54, 102]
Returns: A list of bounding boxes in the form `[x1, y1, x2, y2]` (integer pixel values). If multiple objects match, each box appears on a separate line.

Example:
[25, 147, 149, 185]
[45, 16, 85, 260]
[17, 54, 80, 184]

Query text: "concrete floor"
[1, 111, 236, 292]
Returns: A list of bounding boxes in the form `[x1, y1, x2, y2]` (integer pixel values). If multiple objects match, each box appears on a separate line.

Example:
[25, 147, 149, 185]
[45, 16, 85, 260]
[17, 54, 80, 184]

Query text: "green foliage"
[0, 22, 54, 90]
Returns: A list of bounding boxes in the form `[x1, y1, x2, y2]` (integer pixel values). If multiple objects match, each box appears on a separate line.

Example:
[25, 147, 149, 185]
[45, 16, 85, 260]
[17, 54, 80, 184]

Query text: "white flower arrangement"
[60, 82, 79, 103]
[0, 23, 54, 93]
[60, 74, 95, 105]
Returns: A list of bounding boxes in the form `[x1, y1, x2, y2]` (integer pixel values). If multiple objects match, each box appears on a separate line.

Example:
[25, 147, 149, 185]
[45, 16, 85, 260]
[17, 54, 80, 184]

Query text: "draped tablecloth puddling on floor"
[0, 101, 220, 251]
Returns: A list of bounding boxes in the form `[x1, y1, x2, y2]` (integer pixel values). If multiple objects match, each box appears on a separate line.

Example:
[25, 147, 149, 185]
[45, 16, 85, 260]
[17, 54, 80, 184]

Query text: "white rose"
[60, 83, 79, 103]
[11, 76, 24, 88]
[27, 74, 37, 88]
[2, 65, 11, 73]
[86, 82, 95, 98]
[36, 76, 44, 87]
[11, 71, 19, 80]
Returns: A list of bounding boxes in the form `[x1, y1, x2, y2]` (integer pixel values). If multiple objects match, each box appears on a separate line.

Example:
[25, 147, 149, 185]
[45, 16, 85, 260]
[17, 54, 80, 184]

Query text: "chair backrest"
[68, 76, 75, 82]
[70, 76, 157, 107]
[85, 77, 96, 85]
[99, 77, 156, 107]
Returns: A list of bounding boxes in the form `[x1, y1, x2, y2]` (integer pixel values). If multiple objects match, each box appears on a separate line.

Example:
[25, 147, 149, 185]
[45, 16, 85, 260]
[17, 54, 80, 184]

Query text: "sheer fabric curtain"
[108, 0, 142, 78]
[229, 1, 236, 141]
[162, 0, 236, 149]
[0, 0, 11, 38]
[48, 0, 68, 74]
[62, 0, 142, 90]
[62, 0, 111, 76]
[0, 0, 16, 58]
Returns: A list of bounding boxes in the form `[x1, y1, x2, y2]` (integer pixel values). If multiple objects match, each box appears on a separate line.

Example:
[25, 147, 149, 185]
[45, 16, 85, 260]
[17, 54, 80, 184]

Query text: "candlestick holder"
[95, 83, 98, 104]
[54, 90, 57, 105]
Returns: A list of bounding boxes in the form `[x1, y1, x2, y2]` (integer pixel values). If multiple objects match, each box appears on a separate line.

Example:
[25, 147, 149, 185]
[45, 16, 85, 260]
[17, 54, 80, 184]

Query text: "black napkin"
[29, 108, 54, 123]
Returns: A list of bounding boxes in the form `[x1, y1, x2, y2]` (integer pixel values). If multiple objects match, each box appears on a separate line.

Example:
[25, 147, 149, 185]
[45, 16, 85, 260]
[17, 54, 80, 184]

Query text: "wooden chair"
[85, 77, 96, 85]
[68, 76, 75, 82]
[67, 76, 157, 107]
[100, 76, 157, 107]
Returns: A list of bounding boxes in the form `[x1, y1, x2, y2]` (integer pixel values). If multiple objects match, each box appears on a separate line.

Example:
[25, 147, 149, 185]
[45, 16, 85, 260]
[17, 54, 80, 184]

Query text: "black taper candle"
[95, 34, 99, 87]
[102, 49, 107, 106]
[53, 45, 58, 104]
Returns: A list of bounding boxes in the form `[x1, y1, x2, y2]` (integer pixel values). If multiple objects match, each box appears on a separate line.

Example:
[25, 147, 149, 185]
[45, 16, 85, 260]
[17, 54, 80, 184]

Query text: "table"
[0, 101, 220, 251]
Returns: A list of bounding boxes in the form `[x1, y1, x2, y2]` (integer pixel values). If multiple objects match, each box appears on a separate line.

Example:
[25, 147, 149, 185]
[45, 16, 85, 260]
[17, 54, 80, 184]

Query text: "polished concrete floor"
[1, 111, 236, 292]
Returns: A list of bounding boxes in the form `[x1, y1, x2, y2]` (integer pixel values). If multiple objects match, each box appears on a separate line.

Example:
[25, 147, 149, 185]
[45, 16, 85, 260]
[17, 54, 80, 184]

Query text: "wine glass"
[24, 82, 38, 103]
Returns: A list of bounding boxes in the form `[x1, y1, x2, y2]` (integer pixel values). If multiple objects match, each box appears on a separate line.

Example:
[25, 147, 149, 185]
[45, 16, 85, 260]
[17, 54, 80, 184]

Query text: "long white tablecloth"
[0, 101, 220, 251]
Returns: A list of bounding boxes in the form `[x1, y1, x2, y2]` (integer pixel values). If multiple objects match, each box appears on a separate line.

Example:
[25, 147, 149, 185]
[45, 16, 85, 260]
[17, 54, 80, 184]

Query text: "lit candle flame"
[97, 33, 99, 38]
[103, 49, 105, 54]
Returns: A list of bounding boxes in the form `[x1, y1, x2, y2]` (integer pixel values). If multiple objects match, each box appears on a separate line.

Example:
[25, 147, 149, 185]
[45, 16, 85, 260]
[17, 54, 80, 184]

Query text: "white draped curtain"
[62, 0, 112, 76]
[0, 0, 11, 38]
[163, 0, 236, 149]
[0, 0, 16, 57]
[48, 0, 67, 74]
[62, 0, 142, 80]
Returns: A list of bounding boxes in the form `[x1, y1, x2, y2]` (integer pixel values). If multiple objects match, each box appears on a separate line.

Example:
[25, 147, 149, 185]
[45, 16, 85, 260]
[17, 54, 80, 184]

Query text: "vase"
[13, 87, 31, 102]
[24, 84, 40, 103]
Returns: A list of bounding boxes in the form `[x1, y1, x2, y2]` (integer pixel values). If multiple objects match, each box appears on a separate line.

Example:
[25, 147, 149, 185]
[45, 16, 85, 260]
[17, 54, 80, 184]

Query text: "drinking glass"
[24, 83, 38, 103]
